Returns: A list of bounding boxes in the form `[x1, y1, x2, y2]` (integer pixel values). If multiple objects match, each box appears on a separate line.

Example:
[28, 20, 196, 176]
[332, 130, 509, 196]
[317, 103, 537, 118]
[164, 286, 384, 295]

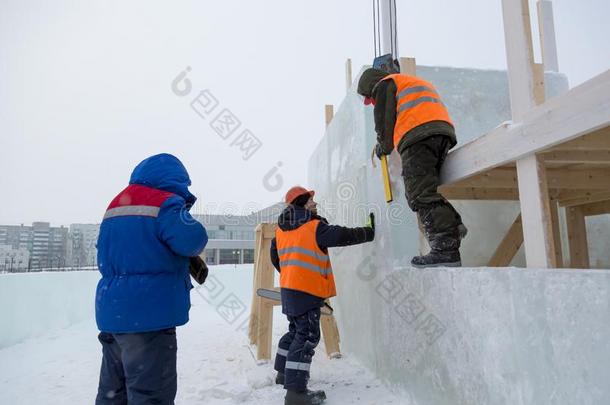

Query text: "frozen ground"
[0, 266, 407, 404]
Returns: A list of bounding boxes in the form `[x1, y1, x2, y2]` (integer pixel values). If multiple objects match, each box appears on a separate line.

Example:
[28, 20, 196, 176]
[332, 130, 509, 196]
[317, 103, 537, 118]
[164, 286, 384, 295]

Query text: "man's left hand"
[189, 256, 209, 285]
[374, 143, 387, 159]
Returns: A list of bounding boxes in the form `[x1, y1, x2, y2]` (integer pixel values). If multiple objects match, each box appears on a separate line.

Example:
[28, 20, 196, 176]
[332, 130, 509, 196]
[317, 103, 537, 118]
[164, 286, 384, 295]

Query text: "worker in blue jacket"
[95, 153, 208, 405]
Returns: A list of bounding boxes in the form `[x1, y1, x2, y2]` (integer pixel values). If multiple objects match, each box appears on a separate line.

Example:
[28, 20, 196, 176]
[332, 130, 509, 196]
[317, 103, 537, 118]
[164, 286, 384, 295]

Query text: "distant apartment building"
[0, 222, 68, 269]
[0, 244, 30, 271]
[0, 203, 284, 271]
[67, 224, 100, 268]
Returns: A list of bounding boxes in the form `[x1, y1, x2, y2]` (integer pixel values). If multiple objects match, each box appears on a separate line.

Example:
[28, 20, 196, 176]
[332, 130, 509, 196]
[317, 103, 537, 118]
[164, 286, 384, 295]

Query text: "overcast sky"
[1, 0, 609, 226]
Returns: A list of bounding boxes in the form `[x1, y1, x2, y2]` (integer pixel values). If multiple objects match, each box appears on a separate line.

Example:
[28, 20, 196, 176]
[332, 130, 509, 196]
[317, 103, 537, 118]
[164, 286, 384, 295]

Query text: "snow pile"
[0, 265, 409, 404]
[0, 270, 100, 349]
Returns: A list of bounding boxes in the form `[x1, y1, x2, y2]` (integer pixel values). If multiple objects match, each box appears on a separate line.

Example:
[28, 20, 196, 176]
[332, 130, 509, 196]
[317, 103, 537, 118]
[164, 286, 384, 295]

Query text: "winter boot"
[411, 231, 462, 268]
[285, 389, 327, 405]
[411, 248, 461, 268]
[276, 372, 285, 385]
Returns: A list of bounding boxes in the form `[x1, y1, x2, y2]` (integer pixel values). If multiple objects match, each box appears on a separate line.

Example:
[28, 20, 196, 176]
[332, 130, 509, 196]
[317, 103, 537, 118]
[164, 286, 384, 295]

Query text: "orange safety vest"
[276, 219, 337, 299]
[381, 74, 453, 148]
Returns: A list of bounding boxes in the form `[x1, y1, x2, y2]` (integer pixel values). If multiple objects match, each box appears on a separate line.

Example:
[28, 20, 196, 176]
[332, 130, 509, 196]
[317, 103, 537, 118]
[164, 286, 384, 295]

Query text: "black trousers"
[400, 135, 463, 250]
[274, 308, 321, 392]
[96, 328, 177, 405]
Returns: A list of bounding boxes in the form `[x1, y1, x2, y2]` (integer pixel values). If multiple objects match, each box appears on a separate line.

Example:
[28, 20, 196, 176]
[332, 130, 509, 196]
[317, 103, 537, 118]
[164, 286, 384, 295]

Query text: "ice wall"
[0, 271, 100, 348]
[307, 67, 610, 404]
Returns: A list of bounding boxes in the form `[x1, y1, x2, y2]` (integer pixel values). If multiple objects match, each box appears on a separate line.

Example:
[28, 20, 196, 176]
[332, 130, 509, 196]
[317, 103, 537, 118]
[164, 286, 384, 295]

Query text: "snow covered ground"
[0, 266, 407, 404]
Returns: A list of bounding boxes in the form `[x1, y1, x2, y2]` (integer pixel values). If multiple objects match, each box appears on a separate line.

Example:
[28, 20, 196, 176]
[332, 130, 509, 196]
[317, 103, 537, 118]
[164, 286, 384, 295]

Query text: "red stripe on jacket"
[107, 184, 175, 209]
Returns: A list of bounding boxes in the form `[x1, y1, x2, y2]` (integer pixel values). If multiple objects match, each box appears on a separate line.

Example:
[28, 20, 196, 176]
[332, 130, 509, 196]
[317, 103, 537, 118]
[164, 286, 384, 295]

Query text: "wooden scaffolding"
[433, 0, 610, 269]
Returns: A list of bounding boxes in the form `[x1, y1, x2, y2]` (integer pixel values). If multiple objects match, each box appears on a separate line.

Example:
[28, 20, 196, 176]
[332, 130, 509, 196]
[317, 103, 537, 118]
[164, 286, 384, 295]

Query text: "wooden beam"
[345, 58, 352, 91]
[399, 57, 416, 75]
[488, 213, 524, 266]
[580, 200, 610, 217]
[546, 167, 610, 190]
[439, 186, 519, 201]
[325, 105, 334, 127]
[320, 300, 341, 358]
[551, 127, 610, 151]
[533, 63, 546, 106]
[537, 0, 559, 72]
[517, 155, 557, 268]
[456, 167, 610, 190]
[550, 200, 564, 267]
[566, 206, 590, 268]
[440, 72, 610, 185]
[502, 0, 536, 121]
[558, 191, 610, 207]
[540, 149, 610, 164]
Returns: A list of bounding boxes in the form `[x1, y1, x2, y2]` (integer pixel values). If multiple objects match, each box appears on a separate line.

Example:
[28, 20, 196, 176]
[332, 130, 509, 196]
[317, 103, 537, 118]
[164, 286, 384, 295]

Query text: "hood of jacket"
[129, 153, 197, 206]
[357, 68, 390, 97]
[277, 206, 317, 232]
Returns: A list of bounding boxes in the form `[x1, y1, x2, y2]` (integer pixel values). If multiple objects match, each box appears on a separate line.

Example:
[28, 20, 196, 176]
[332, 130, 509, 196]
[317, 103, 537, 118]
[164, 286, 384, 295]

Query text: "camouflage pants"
[400, 135, 463, 250]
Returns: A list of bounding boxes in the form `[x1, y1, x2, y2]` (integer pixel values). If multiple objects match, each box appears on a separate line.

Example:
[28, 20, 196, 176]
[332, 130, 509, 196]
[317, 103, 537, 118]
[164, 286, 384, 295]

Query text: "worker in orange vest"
[270, 186, 374, 405]
[357, 68, 467, 268]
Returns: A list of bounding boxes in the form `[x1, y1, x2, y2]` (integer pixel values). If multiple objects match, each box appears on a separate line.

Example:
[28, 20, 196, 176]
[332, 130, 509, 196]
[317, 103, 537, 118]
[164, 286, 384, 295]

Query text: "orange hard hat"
[285, 186, 315, 204]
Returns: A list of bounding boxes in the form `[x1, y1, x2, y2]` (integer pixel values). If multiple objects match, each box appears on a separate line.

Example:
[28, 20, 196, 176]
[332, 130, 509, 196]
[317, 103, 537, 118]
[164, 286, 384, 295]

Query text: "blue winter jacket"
[95, 154, 208, 333]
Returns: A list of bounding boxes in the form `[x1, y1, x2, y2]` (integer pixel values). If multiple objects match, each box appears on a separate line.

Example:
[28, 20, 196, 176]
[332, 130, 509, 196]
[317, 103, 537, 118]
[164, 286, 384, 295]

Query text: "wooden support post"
[566, 206, 590, 268]
[533, 63, 545, 105]
[488, 213, 524, 266]
[248, 228, 265, 344]
[251, 224, 276, 360]
[399, 57, 416, 75]
[501, 0, 537, 120]
[503, 0, 556, 268]
[325, 105, 334, 127]
[345, 58, 352, 91]
[537, 0, 559, 72]
[549, 199, 564, 267]
[517, 155, 557, 268]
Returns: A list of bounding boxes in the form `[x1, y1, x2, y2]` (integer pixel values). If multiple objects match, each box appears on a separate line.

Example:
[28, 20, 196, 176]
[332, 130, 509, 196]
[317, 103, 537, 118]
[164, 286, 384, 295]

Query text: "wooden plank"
[345, 58, 352, 91]
[325, 105, 334, 127]
[488, 213, 524, 266]
[537, 0, 559, 72]
[551, 127, 610, 151]
[440, 73, 610, 185]
[456, 167, 610, 190]
[557, 190, 610, 207]
[550, 200, 564, 267]
[254, 224, 277, 361]
[566, 206, 590, 268]
[580, 200, 610, 217]
[248, 225, 265, 345]
[546, 168, 610, 190]
[399, 57, 416, 75]
[320, 300, 341, 358]
[533, 63, 546, 106]
[439, 187, 520, 200]
[501, 0, 536, 121]
[517, 155, 557, 268]
[540, 150, 610, 164]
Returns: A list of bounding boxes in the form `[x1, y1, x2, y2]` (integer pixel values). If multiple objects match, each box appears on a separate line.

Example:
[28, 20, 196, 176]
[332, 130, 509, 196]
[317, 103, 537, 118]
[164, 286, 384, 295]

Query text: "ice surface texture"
[307, 67, 610, 404]
[0, 271, 100, 348]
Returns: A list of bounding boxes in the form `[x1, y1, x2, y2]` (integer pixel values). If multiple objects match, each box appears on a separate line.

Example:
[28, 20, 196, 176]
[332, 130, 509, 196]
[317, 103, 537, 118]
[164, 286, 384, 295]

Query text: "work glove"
[365, 212, 375, 231]
[374, 143, 386, 159]
[189, 256, 209, 285]
[370, 144, 387, 167]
